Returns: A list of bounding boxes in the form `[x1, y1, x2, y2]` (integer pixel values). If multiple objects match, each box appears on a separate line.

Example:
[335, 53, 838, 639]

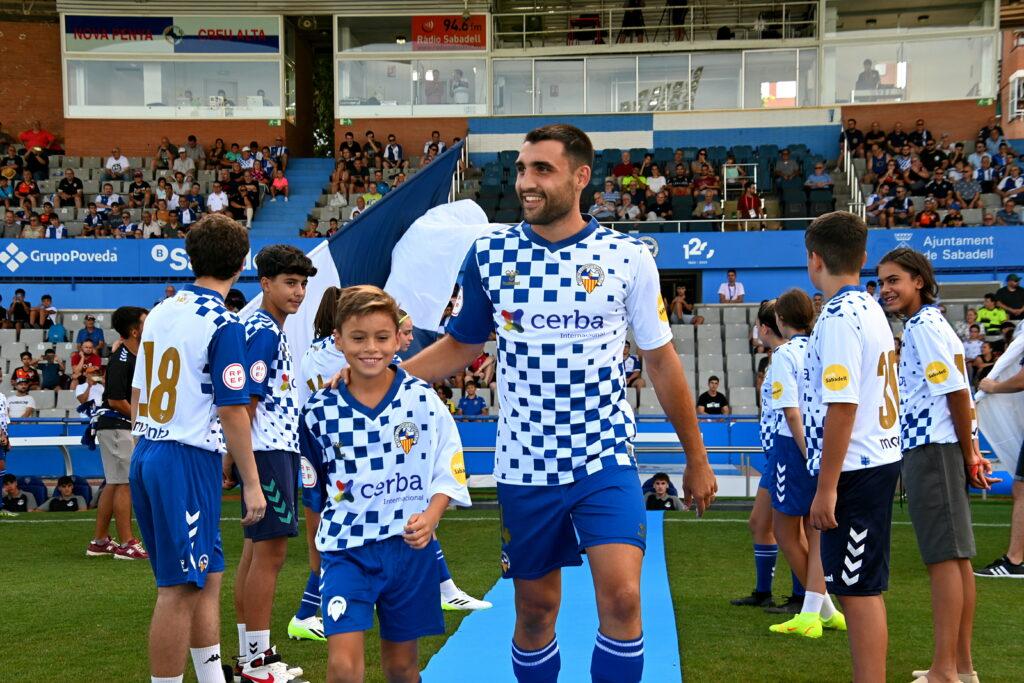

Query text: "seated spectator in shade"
[962, 324, 984, 362]
[804, 162, 833, 189]
[181, 134, 205, 169]
[975, 155, 998, 193]
[924, 168, 954, 208]
[942, 206, 965, 228]
[149, 137, 177, 172]
[840, 118, 866, 158]
[692, 164, 721, 197]
[773, 148, 800, 180]
[170, 171, 189, 197]
[382, 133, 406, 170]
[269, 169, 289, 202]
[2, 473, 38, 513]
[722, 154, 747, 190]
[865, 183, 893, 227]
[7, 288, 30, 331]
[646, 164, 667, 194]
[967, 141, 990, 171]
[981, 212, 995, 226]
[618, 192, 641, 221]
[996, 164, 1024, 200]
[93, 183, 123, 218]
[996, 273, 1024, 320]
[206, 181, 230, 215]
[165, 210, 184, 237]
[56, 168, 84, 209]
[692, 189, 721, 221]
[890, 185, 915, 226]
[125, 171, 151, 209]
[7, 377, 35, 415]
[29, 293, 56, 328]
[647, 191, 673, 221]
[913, 198, 941, 228]
[668, 164, 691, 195]
[34, 347, 65, 391]
[985, 127, 1009, 156]
[301, 219, 320, 238]
[919, 138, 947, 172]
[11, 352, 40, 390]
[669, 284, 704, 325]
[36, 475, 87, 512]
[954, 308, 979, 340]
[76, 315, 104, 352]
[996, 198, 1022, 226]
[456, 380, 488, 419]
[1, 211, 18, 238]
[645, 472, 683, 511]
[19, 120, 56, 152]
[101, 147, 130, 183]
[953, 164, 982, 209]
[348, 195, 366, 221]
[18, 213, 44, 238]
[23, 145, 48, 181]
[696, 376, 730, 415]
[71, 340, 102, 382]
[718, 269, 745, 303]
[977, 293, 1008, 335]
[15, 170, 40, 208]
[589, 191, 615, 220]
[622, 342, 646, 402]
[177, 196, 199, 228]
[602, 180, 621, 206]
[76, 367, 104, 410]
[864, 121, 887, 149]
[326, 217, 340, 236]
[613, 151, 635, 179]
[140, 211, 162, 238]
[114, 211, 137, 236]
[0, 176, 13, 209]
[172, 148, 195, 179]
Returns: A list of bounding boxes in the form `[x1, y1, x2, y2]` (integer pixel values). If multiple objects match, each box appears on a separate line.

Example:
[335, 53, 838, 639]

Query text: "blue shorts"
[771, 436, 817, 517]
[237, 450, 300, 542]
[822, 461, 900, 597]
[129, 438, 225, 588]
[319, 535, 442, 642]
[758, 446, 775, 490]
[497, 464, 647, 581]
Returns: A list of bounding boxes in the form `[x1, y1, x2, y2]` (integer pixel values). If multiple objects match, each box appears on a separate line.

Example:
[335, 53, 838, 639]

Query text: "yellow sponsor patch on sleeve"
[925, 361, 950, 384]
[771, 381, 783, 400]
[823, 364, 850, 391]
[657, 295, 668, 323]
[450, 451, 467, 485]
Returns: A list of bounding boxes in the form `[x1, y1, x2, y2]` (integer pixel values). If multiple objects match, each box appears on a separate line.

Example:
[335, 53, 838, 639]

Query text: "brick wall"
[1000, 29, 1024, 139]
[64, 120, 298, 159]
[0, 20, 64, 144]
[334, 117, 468, 159]
[841, 100, 996, 145]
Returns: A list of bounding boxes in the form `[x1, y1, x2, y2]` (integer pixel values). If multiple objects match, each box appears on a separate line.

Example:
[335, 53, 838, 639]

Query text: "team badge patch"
[501, 551, 510, 573]
[576, 264, 605, 294]
[450, 451, 467, 485]
[223, 363, 246, 390]
[823, 364, 850, 392]
[657, 295, 668, 322]
[925, 361, 949, 384]
[300, 456, 317, 487]
[452, 287, 464, 316]
[395, 422, 420, 454]
[771, 381, 783, 400]
[198, 554, 209, 573]
[249, 360, 268, 383]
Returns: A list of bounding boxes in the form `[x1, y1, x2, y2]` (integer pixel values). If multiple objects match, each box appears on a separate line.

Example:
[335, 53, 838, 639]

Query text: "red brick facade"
[334, 118, 468, 159]
[0, 20, 65, 145]
[841, 100, 996, 145]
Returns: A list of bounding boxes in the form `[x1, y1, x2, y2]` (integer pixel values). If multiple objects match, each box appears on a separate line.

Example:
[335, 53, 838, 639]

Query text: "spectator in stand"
[19, 120, 56, 152]
[646, 191, 673, 221]
[913, 198, 941, 228]
[890, 185, 915, 226]
[422, 130, 446, 156]
[184, 183, 205, 213]
[269, 169, 289, 202]
[865, 183, 893, 227]
[804, 162, 833, 189]
[718, 269, 745, 303]
[855, 60, 881, 90]
[984, 127, 1009, 156]
[996, 164, 1024, 201]
[962, 324, 984, 363]
[978, 116, 1003, 143]
[646, 164, 667, 193]
[2, 211, 18, 238]
[237, 146, 256, 172]
[14, 170, 40, 208]
[177, 196, 199, 228]
[301, 218, 320, 238]
[908, 118, 934, 152]
[995, 274, 1024, 320]
[457, 380, 487, 419]
[94, 183, 124, 218]
[24, 145, 48, 181]
[346, 158, 370, 197]
[697, 376, 730, 415]
[968, 142, 990, 171]
[3, 473, 38, 513]
[171, 148, 195, 179]
[76, 314, 105, 352]
[947, 141, 967, 169]
[206, 181, 230, 215]
[71, 339, 102, 382]
[864, 121, 886, 149]
[955, 308, 979, 340]
[689, 148, 710, 176]
[0, 177, 13, 209]
[181, 135, 205, 170]
[692, 188, 721, 221]
[993, 143, 1013, 169]
[326, 217, 340, 236]
[773, 148, 800, 181]
[207, 138, 227, 169]
[349, 195, 366, 221]
[164, 211, 184, 237]
[893, 144, 914, 172]
[126, 171, 151, 209]
[76, 367, 104, 410]
[954, 164, 982, 209]
[382, 134, 407, 170]
[904, 156, 931, 195]
[942, 206, 965, 228]
[669, 284, 704, 325]
[338, 131, 361, 160]
[692, 164, 721, 197]
[668, 163, 691, 195]
[371, 169, 390, 196]
[976, 155, 999, 194]
[11, 351, 40, 390]
[140, 211, 162, 238]
[36, 475, 87, 512]
[269, 136, 289, 172]
[996, 198, 1022, 226]
[362, 182, 383, 206]
[101, 147, 130, 183]
[148, 136, 177, 172]
[977, 293, 1008, 335]
[603, 180, 622, 206]
[622, 341, 646, 404]
[7, 378, 34, 417]
[588, 191, 614, 220]
[737, 181, 763, 227]
[924, 168, 954, 208]
[877, 160, 905, 191]
[114, 211, 137, 236]
[839, 118, 866, 158]
[44, 214, 67, 239]
[362, 130, 383, 167]
[82, 202, 105, 234]
[18, 213, 44, 239]
[645, 472, 683, 511]
[886, 122, 909, 155]
[919, 138, 948, 172]
[612, 150, 635, 179]
[861, 143, 890, 185]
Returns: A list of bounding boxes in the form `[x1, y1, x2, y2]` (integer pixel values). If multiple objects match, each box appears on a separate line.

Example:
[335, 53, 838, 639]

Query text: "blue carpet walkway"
[423, 510, 682, 682]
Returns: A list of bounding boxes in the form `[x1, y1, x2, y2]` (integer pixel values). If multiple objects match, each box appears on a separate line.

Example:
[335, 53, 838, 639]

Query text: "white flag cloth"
[976, 332, 1024, 474]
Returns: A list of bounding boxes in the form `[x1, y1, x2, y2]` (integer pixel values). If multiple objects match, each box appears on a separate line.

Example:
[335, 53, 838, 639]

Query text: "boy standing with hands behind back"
[803, 212, 903, 683]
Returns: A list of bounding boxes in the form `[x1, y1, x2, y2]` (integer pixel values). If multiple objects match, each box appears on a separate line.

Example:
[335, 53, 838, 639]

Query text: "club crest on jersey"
[501, 551, 510, 573]
[501, 269, 520, 287]
[501, 309, 524, 333]
[333, 479, 355, 503]
[576, 264, 605, 294]
[327, 596, 347, 621]
[300, 457, 317, 487]
[198, 554, 209, 573]
[394, 422, 420, 454]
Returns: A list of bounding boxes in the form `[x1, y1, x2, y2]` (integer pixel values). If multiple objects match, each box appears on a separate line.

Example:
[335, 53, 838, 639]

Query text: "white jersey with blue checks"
[244, 310, 299, 453]
[899, 305, 974, 450]
[299, 368, 472, 551]
[132, 285, 249, 453]
[801, 288, 901, 476]
[758, 358, 777, 452]
[0, 391, 8, 433]
[447, 219, 672, 485]
[770, 335, 808, 439]
[297, 335, 348, 407]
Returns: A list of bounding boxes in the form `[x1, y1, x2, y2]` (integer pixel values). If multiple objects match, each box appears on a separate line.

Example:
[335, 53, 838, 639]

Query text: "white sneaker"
[442, 589, 493, 611]
[284, 197, 289, 202]
[240, 646, 307, 682]
[270, 197, 277, 202]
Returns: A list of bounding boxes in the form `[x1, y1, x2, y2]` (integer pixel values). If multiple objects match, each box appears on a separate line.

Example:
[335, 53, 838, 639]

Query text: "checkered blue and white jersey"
[447, 219, 671, 485]
[132, 285, 249, 453]
[297, 335, 348, 407]
[770, 335, 808, 439]
[899, 305, 974, 450]
[244, 310, 299, 453]
[0, 391, 8, 433]
[298, 368, 472, 551]
[758, 357, 777, 452]
[801, 287, 901, 476]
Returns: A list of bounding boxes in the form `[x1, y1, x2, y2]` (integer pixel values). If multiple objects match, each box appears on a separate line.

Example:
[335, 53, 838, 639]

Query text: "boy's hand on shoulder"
[403, 511, 438, 549]
[810, 489, 838, 531]
[326, 366, 352, 390]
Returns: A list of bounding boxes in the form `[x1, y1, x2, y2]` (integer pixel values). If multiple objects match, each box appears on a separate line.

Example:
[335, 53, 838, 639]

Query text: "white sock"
[190, 645, 223, 683]
[440, 579, 459, 600]
[152, 677, 182, 683]
[236, 623, 248, 661]
[246, 629, 271, 657]
[801, 591, 825, 615]
[819, 593, 837, 620]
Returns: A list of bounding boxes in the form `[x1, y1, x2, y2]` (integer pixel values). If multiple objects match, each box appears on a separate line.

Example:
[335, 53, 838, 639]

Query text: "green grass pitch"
[3, 499, 1021, 682]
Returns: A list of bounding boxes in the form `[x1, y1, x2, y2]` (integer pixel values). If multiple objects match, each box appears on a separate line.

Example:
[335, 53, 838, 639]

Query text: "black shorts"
[822, 461, 900, 597]
[238, 450, 300, 542]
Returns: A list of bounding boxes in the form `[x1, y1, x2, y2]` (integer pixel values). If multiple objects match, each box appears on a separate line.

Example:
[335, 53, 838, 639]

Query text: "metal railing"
[586, 216, 817, 232]
[491, 1, 818, 49]
[841, 145, 866, 219]
[720, 162, 759, 204]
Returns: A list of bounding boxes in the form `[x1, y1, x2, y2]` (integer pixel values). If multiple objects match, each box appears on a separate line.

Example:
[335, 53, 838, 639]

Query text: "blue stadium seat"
[70, 474, 93, 507]
[17, 475, 46, 509]
[640, 476, 679, 497]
